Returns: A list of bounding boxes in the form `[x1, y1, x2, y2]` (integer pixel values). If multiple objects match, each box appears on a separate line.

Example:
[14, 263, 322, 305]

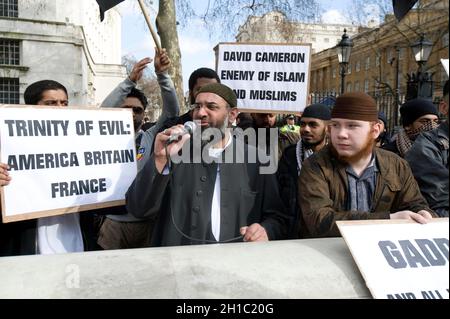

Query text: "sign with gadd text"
[337, 219, 449, 299]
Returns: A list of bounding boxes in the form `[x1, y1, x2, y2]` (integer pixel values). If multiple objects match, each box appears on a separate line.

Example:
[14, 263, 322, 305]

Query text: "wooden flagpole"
[137, 0, 162, 51]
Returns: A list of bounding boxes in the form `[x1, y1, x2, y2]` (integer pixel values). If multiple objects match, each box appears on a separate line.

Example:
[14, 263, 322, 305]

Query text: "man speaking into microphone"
[126, 83, 288, 246]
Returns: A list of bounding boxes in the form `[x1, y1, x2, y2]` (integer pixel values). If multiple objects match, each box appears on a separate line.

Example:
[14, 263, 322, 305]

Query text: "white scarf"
[295, 140, 314, 175]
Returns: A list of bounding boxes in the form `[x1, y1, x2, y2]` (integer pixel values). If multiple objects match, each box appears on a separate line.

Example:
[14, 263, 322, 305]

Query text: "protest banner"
[0, 106, 137, 223]
[337, 219, 449, 299]
[215, 42, 311, 114]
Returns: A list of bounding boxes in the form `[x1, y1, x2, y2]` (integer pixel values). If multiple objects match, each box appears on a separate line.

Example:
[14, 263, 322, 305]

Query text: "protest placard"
[216, 42, 311, 114]
[337, 219, 449, 299]
[0, 106, 137, 222]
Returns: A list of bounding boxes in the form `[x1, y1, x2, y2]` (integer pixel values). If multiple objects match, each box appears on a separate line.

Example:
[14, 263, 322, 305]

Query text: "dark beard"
[301, 131, 326, 149]
[302, 139, 321, 148]
[133, 120, 141, 132]
[199, 115, 228, 148]
[200, 128, 225, 148]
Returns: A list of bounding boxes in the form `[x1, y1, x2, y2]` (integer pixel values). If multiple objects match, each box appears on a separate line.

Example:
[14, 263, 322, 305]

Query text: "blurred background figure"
[383, 98, 439, 157]
[376, 111, 391, 147]
[235, 112, 254, 130]
[280, 114, 300, 134]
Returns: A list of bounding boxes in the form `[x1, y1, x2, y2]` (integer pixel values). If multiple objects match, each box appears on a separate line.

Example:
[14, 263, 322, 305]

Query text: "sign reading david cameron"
[216, 42, 311, 114]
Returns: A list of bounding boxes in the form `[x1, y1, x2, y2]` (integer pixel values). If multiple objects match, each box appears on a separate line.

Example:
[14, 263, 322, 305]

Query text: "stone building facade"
[309, 0, 449, 100]
[236, 11, 360, 54]
[0, 0, 126, 106]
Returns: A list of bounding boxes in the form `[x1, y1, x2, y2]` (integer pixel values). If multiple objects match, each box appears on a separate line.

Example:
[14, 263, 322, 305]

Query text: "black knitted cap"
[400, 98, 438, 126]
[302, 103, 331, 120]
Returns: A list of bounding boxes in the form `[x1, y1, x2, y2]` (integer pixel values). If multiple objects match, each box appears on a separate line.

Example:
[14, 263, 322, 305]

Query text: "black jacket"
[276, 144, 301, 239]
[405, 121, 449, 217]
[126, 136, 289, 246]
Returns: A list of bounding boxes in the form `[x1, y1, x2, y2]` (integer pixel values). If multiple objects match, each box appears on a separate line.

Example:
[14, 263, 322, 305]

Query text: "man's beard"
[200, 114, 229, 148]
[330, 132, 375, 164]
[133, 120, 142, 132]
[302, 130, 326, 149]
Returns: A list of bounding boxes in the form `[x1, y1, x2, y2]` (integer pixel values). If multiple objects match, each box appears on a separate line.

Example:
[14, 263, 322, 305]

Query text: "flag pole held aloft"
[96, 0, 162, 51]
[137, 0, 162, 51]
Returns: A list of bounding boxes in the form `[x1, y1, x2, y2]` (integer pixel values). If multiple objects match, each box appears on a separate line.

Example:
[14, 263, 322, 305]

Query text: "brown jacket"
[298, 146, 434, 237]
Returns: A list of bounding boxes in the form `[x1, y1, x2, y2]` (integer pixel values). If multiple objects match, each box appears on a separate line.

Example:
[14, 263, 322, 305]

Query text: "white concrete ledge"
[0, 238, 370, 299]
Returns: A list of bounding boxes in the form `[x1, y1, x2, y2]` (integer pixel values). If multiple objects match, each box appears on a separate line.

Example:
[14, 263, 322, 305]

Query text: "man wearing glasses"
[119, 88, 148, 151]
[126, 83, 288, 246]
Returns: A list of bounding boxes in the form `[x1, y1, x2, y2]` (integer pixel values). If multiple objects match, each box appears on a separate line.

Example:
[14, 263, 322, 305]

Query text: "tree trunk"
[157, 0, 185, 111]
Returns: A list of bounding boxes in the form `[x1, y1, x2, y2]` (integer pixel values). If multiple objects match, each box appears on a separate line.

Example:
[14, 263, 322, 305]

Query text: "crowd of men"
[0, 47, 448, 256]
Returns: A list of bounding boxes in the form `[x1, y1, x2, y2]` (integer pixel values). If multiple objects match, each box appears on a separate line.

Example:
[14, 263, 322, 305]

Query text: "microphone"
[166, 121, 197, 145]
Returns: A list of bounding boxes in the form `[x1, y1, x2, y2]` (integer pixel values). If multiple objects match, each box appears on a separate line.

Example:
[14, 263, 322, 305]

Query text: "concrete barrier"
[0, 238, 371, 298]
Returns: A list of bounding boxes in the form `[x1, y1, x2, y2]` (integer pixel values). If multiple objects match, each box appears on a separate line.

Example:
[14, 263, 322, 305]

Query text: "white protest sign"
[0, 106, 137, 222]
[337, 219, 449, 299]
[216, 43, 311, 114]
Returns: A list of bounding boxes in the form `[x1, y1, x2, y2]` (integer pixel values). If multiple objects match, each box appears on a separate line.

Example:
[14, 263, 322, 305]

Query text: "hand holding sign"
[390, 210, 433, 224]
[0, 163, 11, 187]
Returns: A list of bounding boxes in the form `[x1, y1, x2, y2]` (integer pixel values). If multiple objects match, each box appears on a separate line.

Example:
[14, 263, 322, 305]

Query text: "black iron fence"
[310, 91, 445, 134]
[310, 92, 408, 133]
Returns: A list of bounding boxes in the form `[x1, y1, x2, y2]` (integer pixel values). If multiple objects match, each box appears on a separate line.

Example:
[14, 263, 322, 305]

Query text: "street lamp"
[406, 33, 434, 100]
[411, 33, 433, 71]
[337, 29, 353, 94]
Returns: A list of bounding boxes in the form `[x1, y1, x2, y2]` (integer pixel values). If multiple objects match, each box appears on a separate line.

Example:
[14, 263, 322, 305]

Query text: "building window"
[348, 63, 352, 74]
[375, 55, 380, 67]
[0, 77, 20, 104]
[324, 38, 330, 43]
[332, 68, 336, 79]
[356, 60, 361, 72]
[346, 82, 352, 92]
[354, 81, 360, 92]
[0, 39, 20, 65]
[442, 33, 449, 48]
[399, 48, 405, 60]
[311, 37, 316, 42]
[365, 57, 370, 70]
[387, 48, 393, 63]
[364, 79, 370, 93]
[0, 0, 18, 17]
[274, 16, 279, 22]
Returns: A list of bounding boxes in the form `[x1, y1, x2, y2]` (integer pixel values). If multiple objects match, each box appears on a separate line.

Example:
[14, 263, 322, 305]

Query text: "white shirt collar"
[208, 131, 233, 158]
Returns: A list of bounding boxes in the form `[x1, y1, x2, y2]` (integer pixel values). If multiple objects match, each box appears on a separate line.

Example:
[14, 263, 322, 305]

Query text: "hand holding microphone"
[154, 121, 198, 173]
[166, 121, 197, 145]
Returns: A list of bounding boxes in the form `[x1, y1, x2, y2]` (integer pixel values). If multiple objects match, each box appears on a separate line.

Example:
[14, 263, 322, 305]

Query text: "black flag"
[392, 0, 419, 21]
[96, 0, 125, 21]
